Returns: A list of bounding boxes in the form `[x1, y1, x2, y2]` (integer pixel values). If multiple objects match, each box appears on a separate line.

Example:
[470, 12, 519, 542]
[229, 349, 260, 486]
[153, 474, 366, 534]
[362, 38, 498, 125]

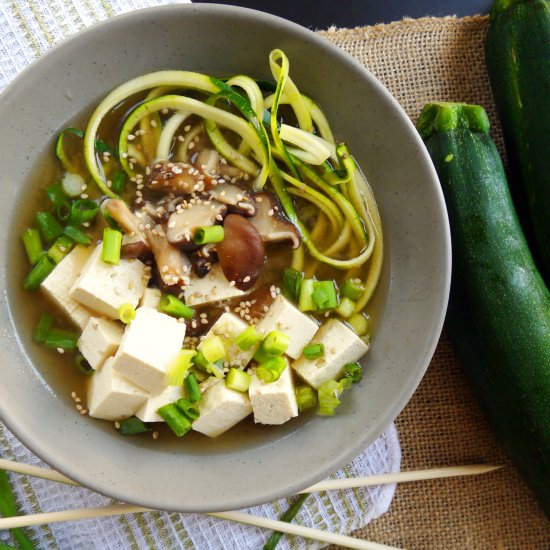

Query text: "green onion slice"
[22, 228, 43, 265]
[118, 416, 150, 435]
[225, 368, 251, 392]
[101, 228, 122, 265]
[194, 225, 224, 245]
[159, 294, 195, 320]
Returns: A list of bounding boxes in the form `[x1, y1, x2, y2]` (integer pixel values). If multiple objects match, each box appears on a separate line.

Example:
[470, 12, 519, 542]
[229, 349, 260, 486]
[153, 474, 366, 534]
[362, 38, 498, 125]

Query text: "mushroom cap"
[248, 192, 301, 249]
[216, 214, 266, 291]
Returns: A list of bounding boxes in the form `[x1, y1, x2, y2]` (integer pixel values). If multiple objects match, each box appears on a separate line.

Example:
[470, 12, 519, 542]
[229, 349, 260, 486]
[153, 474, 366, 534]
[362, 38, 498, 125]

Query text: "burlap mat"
[320, 15, 550, 550]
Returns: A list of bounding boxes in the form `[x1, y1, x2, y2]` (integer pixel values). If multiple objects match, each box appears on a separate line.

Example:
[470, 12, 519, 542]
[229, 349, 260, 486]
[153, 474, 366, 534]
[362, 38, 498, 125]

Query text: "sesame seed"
[76, 404, 83, 411]
[243, 276, 251, 283]
[57, 347, 64, 354]
[153, 431, 159, 440]
[114, 421, 120, 429]
[184, 125, 191, 132]
[127, 134, 135, 141]
[80, 409, 88, 415]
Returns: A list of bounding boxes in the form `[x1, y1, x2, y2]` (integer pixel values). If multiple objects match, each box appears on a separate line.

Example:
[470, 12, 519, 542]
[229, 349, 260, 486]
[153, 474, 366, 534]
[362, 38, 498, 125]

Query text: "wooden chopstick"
[0, 459, 502, 549]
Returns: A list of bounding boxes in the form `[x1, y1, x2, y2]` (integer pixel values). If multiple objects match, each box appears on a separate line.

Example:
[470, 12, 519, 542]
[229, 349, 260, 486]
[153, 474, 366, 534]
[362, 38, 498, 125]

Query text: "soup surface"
[15, 49, 383, 447]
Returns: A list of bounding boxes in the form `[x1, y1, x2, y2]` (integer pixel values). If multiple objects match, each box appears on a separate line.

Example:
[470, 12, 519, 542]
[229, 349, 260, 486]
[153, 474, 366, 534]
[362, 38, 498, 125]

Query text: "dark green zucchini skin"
[417, 103, 550, 518]
[485, 0, 550, 283]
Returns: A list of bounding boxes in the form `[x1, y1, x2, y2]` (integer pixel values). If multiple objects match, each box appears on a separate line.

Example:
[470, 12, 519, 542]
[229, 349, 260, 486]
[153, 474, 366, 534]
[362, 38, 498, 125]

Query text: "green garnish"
[157, 403, 192, 437]
[118, 416, 150, 436]
[184, 372, 202, 402]
[33, 312, 54, 344]
[22, 228, 43, 265]
[159, 294, 195, 320]
[256, 356, 287, 383]
[234, 325, 261, 351]
[341, 278, 365, 301]
[34, 211, 63, 242]
[295, 385, 317, 411]
[101, 228, 122, 265]
[117, 303, 136, 324]
[302, 343, 324, 360]
[194, 225, 224, 245]
[225, 368, 251, 392]
[23, 255, 55, 291]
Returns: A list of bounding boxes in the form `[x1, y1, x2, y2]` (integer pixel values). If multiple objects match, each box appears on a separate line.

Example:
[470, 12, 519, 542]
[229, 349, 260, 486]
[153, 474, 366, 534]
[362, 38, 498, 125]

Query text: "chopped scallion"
[198, 335, 226, 364]
[69, 199, 99, 226]
[194, 225, 224, 245]
[234, 325, 261, 351]
[159, 294, 195, 319]
[336, 296, 355, 319]
[33, 312, 54, 344]
[282, 267, 303, 302]
[61, 173, 86, 198]
[174, 398, 200, 421]
[225, 368, 251, 392]
[317, 379, 347, 416]
[34, 211, 63, 242]
[75, 354, 94, 376]
[295, 385, 317, 411]
[298, 278, 316, 312]
[184, 372, 202, 402]
[118, 303, 136, 324]
[43, 328, 79, 352]
[45, 183, 71, 222]
[255, 356, 287, 383]
[47, 235, 74, 264]
[23, 255, 55, 291]
[63, 225, 92, 246]
[157, 403, 192, 437]
[164, 350, 196, 386]
[311, 280, 338, 311]
[22, 228, 43, 265]
[302, 343, 324, 360]
[262, 330, 289, 356]
[341, 278, 365, 301]
[101, 227, 122, 265]
[348, 313, 369, 336]
[343, 362, 363, 383]
[118, 416, 150, 436]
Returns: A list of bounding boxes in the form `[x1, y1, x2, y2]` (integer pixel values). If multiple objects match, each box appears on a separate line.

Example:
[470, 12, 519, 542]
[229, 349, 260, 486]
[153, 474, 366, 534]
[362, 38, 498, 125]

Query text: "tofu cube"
[292, 319, 369, 389]
[183, 264, 245, 306]
[87, 357, 148, 421]
[78, 317, 124, 370]
[206, 312, 258, 368]
[41, 246, 93, 329]
[112, 307, 186, 393]
[135, 385, 185, 423]
[257, 296, 319, 359]
[139, 288, 162, 309]
[249, 358, 298, 425]
[69, 245, 147, 319]
[192, 381, 252, 437]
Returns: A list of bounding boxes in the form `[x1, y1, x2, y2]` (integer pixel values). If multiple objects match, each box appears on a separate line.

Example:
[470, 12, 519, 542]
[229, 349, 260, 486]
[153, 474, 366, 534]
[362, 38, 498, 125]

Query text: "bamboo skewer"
[0, 459, 502, 549]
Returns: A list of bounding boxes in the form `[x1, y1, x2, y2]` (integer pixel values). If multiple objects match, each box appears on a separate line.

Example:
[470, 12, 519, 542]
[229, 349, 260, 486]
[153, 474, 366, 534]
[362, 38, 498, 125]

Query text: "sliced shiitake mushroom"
[209, 183, 257, 216]
[165, 200, 227, 250]
[248, 192, 301, 249]
[143, 223, 192, 287]
[217, 214, 265, 291]
[148, 160, 206, 195]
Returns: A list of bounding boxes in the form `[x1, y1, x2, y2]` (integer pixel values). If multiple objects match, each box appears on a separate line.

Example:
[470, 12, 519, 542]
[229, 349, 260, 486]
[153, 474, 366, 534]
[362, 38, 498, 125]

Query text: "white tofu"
[135, 385, 186, 423]
[139, 288, 162, 309]
[112, 307, 186, 393]
[257, 295, 319, 359]
[206, 312, 258, 368]
[69, 245, 148, 319]
[292, 319, 369, 389]
[78, 317, 124, 370]
[183, 264, 245, 306]
[41, 246, 94, 329]
[192, 381, 252, 437]
[87, 357, 148, 421]
[249, 358, 298, 425]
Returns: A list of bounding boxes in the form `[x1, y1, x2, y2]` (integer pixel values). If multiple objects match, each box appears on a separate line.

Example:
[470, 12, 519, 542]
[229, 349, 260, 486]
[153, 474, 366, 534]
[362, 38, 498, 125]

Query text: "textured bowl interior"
[0, 4, 450, 512]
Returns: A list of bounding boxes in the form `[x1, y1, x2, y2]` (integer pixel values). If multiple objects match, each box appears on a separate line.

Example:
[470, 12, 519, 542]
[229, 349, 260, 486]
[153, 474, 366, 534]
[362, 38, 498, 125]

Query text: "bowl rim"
[0, 2, 451, 512]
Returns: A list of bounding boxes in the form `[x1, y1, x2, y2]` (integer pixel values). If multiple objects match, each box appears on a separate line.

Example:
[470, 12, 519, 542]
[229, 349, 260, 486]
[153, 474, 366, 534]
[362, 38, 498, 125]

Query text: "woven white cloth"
[0, 1, 401, 548]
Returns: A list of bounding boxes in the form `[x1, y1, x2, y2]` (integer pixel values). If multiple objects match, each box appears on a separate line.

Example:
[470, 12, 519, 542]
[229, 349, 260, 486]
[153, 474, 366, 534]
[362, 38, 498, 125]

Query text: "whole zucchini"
[417, 102, 550, 518]
[485, 0, 550, 282]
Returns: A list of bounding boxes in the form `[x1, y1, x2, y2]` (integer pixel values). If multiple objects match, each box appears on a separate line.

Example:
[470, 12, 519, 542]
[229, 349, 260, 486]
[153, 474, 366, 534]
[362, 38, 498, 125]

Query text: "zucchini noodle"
[80, 48, 383, 306]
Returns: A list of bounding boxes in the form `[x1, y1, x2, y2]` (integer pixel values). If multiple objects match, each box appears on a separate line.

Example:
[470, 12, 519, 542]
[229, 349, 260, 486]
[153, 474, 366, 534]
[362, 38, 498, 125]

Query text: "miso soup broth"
[13, 49, 384, 449]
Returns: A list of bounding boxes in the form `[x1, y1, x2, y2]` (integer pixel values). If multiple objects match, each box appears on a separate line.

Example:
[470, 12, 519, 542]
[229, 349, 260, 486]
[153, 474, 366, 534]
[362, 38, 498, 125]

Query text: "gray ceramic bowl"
[0, 4, 450, 512]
